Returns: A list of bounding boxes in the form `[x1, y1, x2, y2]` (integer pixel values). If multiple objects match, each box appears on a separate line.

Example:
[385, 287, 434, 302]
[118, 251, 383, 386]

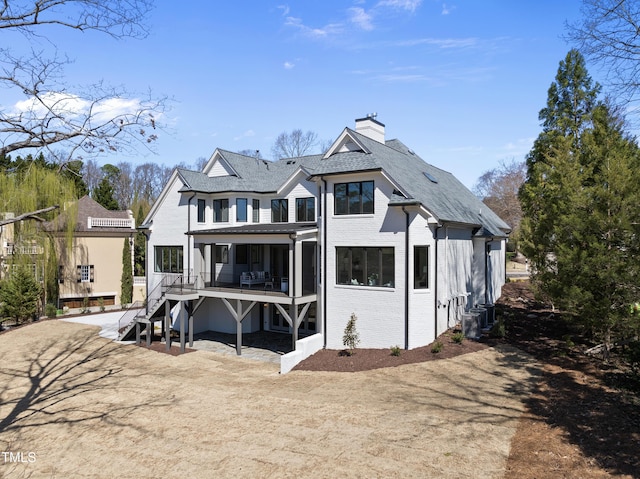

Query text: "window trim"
[154, 246, 184, 273]
[335, 246, 394, 288]
[77, 264, 95, 283]
[252, 199, 260, 223]
[236, 198, 248, 223]
[413, 245, 429, 290]
[271, 198, 289, 223]
[197, 198, 206, 223]
[213, 198, 229, 223]
[296, 197, 315, 222]
[334, 181, 374, 215]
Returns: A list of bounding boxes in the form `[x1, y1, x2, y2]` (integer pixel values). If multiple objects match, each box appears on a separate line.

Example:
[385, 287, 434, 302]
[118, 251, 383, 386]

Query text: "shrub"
[431, 341, 443, 354]
[342, 313, 360, 356]
[98, 297, 105, 312]
[490, 319, 506, 338]
[451, 332, 465, 344]
[45, 303, 57, 318]
[390, 345, 401, 356]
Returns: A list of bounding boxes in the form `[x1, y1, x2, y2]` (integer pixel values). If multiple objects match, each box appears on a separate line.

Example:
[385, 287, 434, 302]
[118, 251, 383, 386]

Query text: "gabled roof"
[177, 149, 323, 194]
[308, 129, 510, 237]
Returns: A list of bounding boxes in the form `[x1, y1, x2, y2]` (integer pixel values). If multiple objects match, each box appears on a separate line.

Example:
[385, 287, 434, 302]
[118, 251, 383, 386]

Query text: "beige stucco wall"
[58, 235, 132, 306]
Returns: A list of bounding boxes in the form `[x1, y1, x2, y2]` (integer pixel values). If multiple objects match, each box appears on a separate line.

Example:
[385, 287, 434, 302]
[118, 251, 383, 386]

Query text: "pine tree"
[121, 238, 133, 306]
[342, 313, 360, 356]
[0, 266, 43, 323]
[520, 49, 640, 351]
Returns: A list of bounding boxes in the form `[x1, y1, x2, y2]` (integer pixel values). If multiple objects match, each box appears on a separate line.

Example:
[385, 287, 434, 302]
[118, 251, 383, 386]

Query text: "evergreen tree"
[0, 266, 43, 323]
[134, 203, 147, 276]
[93, 164, 120, 210]
[121, 238, 133, 305]
[520, 49, 640, 351]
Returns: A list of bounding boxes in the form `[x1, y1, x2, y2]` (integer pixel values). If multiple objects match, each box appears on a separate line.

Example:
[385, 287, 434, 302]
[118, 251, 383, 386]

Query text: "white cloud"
[284, 16, 343, 39]
[13, 92, 146, 123]
[395, 37, 478, 48]
[348, 7, 374, 31]
[284, 61, 295, 69]
[376, 0, 422, 13]
[277, 5, 290, 16]
[441, 3, 455, 15]
[234, 129, 255, 141]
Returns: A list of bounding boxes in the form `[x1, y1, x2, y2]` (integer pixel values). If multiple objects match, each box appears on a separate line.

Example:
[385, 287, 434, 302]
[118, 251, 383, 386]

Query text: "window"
[215, 245, 228, 264]
[414, 246, 429, 289]
[334, 181, 374, 215]
[154, 246, 183, 273]
[271, 199, 288, 223]
[252, 199, 260, 222]
[296, 197, 315, 222]
[213, 199, 229, 222]
[336, 247, 394, 287]
[58, 265, 64, 284]
[77, 264, 95, 283]
[236, 198, 247, 222]
[197, 199, 206, 223]
[235, 244, 248, 264]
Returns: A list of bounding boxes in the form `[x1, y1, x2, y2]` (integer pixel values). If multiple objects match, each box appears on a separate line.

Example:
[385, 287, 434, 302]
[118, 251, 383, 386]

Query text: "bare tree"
[271, 129, 319, 159]
[0, 0, 166, 165]
[237, 149, 264, 160]
[567, 0, 640, 105]
[473, 159, 525, 236]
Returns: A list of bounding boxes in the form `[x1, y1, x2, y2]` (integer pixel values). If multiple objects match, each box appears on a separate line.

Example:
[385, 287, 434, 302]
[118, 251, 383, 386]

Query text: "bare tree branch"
[0, 205, 59, 226]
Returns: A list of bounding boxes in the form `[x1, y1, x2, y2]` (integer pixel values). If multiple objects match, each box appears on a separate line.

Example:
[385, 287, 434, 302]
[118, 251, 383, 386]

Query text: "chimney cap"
[355, 114, 385, 127]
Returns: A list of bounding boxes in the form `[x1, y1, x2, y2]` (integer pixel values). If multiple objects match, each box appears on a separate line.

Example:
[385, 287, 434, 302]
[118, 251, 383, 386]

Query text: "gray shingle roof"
[175, 131, 510, 237]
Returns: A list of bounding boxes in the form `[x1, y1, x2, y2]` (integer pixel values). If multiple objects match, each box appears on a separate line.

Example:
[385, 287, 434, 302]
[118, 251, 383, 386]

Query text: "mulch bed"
[294, 330, 492, 372]
[132, 333, 196, 356]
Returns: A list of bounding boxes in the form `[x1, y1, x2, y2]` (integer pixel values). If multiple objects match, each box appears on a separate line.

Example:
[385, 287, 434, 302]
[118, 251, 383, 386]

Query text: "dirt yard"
[0, 320, 537, 479]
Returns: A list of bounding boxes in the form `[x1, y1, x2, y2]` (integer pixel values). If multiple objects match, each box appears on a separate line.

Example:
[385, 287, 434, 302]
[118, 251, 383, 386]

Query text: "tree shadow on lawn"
[498, 293, 640, 477]
[0, 327, 172, 438]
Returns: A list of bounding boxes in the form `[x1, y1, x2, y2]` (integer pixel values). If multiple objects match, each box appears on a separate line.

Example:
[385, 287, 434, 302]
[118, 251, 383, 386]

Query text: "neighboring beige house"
[45, 196, 145, 309]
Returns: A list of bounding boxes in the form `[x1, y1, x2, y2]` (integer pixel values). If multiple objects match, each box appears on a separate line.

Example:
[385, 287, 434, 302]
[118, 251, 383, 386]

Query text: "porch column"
[236, 299, 243, 355]
[179, 301, 186, 353]
[290, 304, 298, 350]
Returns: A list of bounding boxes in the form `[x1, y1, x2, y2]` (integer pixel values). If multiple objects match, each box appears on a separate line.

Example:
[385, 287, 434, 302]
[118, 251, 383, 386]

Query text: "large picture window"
[154, 246, 183, 273]
[334, 181, 374, 215]
[213, 199, 229, 222]
[336, 247, 394, 287]
[414, 245, 429, 289]
[236, 198, 248, 222]
[271, 199, 288, 223]
[296, 197, 315, 222]
[197, 199, 206, 223]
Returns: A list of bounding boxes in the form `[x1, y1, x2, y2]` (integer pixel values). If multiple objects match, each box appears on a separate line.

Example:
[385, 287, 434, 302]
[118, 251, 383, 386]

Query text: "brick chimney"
[355, 114, 385, 143]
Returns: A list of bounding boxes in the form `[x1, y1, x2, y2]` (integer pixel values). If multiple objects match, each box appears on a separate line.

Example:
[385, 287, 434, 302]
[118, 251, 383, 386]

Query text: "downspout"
[187, 193, 195, 284]
[433, 223, 442, 340]
[322, 178, 328, 348]
[403, 207, 410, 350]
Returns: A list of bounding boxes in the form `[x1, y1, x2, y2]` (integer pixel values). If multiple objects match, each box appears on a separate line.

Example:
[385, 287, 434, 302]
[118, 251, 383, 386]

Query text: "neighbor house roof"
[43, 195, 133, 234]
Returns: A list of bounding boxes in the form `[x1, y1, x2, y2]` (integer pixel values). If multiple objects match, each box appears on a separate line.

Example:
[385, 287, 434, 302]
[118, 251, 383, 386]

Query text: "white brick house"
[136, 117, 509, 371]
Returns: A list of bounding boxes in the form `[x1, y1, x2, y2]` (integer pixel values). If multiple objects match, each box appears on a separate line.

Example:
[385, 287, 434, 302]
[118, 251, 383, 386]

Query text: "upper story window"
[213, 199, 229, 222]
[197, 199, 206, 223]
[154, 246, 183, 273]
[236, 198, 248, 222]
[252, 199, 260, 222]
[334, 181, 374, 215]
[271, 199, 288, 223]
[296, 197, 315, 222]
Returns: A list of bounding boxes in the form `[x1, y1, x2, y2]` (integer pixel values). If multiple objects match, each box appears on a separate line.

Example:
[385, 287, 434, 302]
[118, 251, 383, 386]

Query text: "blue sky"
[7, 0, 593, 189]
